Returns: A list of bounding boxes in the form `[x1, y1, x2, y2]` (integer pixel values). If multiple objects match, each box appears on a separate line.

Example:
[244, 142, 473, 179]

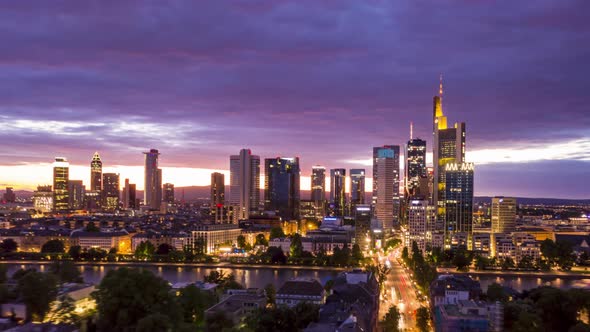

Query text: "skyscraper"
[444, 162, 474, 248]
[350, 169, 366, 209]
[372, 145, 400, 226]
[354, 204, 372, 251]
[405, 138, 427, 198]
[329, 169, 346, 217]
[90, 152, 102, 192]
[211, 172, 225, 206]
[144, 149, 162, 210]
[374, 149, 395, 231]
[163, 183, 175, 204]
[53, 157, 69, 212]
[102, 173, 120, 211]
[68, 180, 85, 210]
[122, 178, 137, 209]
[311, 166, 326, 210]
[230, 149, 260, 220]
[264, 157, 300, 220]
[491, 197, 516, 234]
[406, 199, 437, 254]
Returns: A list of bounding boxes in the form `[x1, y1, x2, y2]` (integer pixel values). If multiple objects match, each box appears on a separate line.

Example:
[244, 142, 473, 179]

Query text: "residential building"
[276, 278, 325, 307]
[205, 289, 266, 325]
[189, 223, 242, 254]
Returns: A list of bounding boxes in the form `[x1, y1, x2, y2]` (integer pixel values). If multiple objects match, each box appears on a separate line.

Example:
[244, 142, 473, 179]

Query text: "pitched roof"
[277, 278, 324, 297]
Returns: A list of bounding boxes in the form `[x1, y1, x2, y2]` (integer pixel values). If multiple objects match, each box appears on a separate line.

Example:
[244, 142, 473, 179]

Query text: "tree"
[264, 283, 276, 308]
[255, 233, 268, 246]
[384, 239, 401, 252]
[155, 243, 174, 256]
[332, 245, 351, 267]
[84, 222, 100, 232]
[17, 271, 58, 322]
[570, 323, 590, 332]
[517, 255, 535, 270]
[401, 247, 410, 265]
[134, 241, 155, 260]
[205, 311, 233, 332]
[382, 305, 401, 332]
[41, 239, 65, 253]
[486, 282, 509, 302]
[367, 263, 390, 290]
[501, 257, 516, 270]
[529, 287, 578, 332]
[351, 243, 364, 266]
[451, 249, 472, 271]
[416, 307, 430, 332]
[314, 246, 329, 266]
[474, 255, 491, 270]
[177, 284, 216, 325]
[289, 233, 303, 261]
[293, 302, 319, 329]
[270, 227, 286, 239]
[267, 246, 287, 264]
[204, 270, 227, 284]
[49, 260, 83, 284]
[0, 239, 18, 253]
[44, 295, 78, 324]
[137, 313, 172, 332]
[245, 307, 298, 332]
[237, 235, 247, 249]
[68, 245, 82, 260]
[92, 268, 181, 331]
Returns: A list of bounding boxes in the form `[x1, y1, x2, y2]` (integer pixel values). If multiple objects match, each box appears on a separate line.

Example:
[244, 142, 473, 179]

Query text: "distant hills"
[8, 187, 589, 205]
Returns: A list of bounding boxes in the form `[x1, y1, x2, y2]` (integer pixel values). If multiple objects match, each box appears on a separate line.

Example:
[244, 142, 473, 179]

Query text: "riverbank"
[438, 268, 590, 280]
[0, 260, 347, 272]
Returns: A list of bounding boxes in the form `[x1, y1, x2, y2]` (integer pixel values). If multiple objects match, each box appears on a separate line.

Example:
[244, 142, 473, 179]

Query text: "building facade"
[163, 183, 175, 204]
[230, 149, 260, 221]
[329, 169, 346, 217]
[444, 162, 474, 248]
[102, 173, 120, 211]
[264, 157, 300, 220]
[68, 180, 85, 210]
[53, 157, 69, 212]
[491, 197, 516, 234]
[311, 166, 326, 214]
[350, 169, 365, 210]
[144, 149, 162, 210]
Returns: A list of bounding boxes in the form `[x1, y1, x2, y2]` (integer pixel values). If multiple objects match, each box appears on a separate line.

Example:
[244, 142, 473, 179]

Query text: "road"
[378, 251, 426, 331]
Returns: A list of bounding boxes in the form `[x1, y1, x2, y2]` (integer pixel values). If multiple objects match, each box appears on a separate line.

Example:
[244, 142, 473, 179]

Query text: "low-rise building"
[277, 278, 325, 307]
[268, 237, 313, 254]
[434, 300, 503, 332]
[70, 230, 132, 253]
[204, 288, 266, 324]
[430, 275, 482, 307]
[189, 223, 242, 254]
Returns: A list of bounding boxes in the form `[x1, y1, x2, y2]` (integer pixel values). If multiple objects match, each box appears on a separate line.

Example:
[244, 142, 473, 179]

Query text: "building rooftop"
[277, 278, 324, 297]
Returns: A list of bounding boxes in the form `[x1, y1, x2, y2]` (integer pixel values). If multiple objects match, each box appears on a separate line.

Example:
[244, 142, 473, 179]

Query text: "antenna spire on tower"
[410, 121, 414, 140]
[439, 73, 444, 99]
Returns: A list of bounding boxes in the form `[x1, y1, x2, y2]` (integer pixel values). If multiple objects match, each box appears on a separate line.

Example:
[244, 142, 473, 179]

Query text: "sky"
[0, 1, 589, 198]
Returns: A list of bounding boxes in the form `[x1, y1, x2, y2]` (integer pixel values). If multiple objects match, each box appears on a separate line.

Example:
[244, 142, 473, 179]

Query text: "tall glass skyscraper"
[144, 149, 162, 210]
[444, 162, 474, 248]
[264, 157, 300, 220]
[53, 157, 69, 212]
[90, 152, 102, 192]
[102, 173, 120, 211]
[350, 169, 365, 209]
[330, 169, 346, 217]
[311, 166, 326, 209]
[405, 138, 427, 198]
[373, 149, 395, 231]
[68, 180, 85, 210]
[230, 149, 260, 220]
[211, 172, 225, 206]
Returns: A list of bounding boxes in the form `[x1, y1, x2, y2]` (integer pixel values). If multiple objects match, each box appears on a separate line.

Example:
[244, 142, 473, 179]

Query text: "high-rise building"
[33, 185, 53, 213]
[90, 152, 102, 191]
[406, 138, 427, 198]
[122, 178, 137, 209]
[144, 149, 162, 210]
[53, 157, 69, 212]
[354, 204, 372, 250]
[374, 149, 395, 232]
[491, 197, 517, 234]
[350, 169, 366, 209]
[163, 183, 175, 204]
[68, 180, 85, 210]
[372, 145, 400, 226]
[329, 169, 346, 217]
[264, 157, 300, 220]
[432, 78, 466, 227]
[102, 173, 120, 211]
[406, 199, 437, 254]
[211, 172, 225, 206]
[311, 166, 326, 211]
[230, 149, 260, 220]
[444, 162, 474, 248]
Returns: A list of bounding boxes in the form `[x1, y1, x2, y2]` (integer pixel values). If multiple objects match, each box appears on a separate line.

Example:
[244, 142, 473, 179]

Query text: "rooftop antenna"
[439, 73, 444, 105]
[410, 121, 414, 140]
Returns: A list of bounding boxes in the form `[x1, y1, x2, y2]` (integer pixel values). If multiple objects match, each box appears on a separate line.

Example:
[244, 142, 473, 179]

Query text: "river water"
[3, 263, 590, 292]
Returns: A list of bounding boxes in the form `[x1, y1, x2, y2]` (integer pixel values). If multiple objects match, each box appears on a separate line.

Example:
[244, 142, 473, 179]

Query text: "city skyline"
[0, 1, 588, 198]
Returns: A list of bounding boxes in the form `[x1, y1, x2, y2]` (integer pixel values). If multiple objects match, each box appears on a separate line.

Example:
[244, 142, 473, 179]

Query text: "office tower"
[432, 78, 466, 223]
[311, 166, 326, 210]
[350, 169, 366, 208]
[329, 169, 346, 217]
[354, 204, 372, 250]
[211, 172, 225, 206]
[407, 199, 437, 254]
[406, 138, 427, 198]
[68, 180, 85, 210]
[144, 149, 162, 210]
[372, 145, 400, 224]
[102, 173, 120, 211]
[264, 157, 300, 220]
[163, 183, 175, 204]
[3, 187, 16, 203]
[230, 149, 260, 220]
[491, 197, 517, 234]
[90, 152, 102, 191]
[122, 178, 137, 209]
[33, 185, 53, 213]
[374, 149, 395, 231]
[53, 157, 69, 212]
[444, 162, 474, 248]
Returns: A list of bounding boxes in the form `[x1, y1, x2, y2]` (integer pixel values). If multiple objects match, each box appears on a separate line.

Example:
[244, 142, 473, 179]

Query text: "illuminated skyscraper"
[491, 197, 516, 234]
[406, 199, 437, 254]
[444, 162, 474, 248]
[230, 149, 260, 220]
[34, 185, 53, 213]
[329, 169, 346, 217]
[68, 180, 85, 210]
[354, 204, 372, 250]
[90, 152, 102, 192]
[211, 172, 225, 206]
[405, 138, 427, 198]
[122, 178, 137, 209]
[102, 173, 120, 211]
[144, 149, 162, 210]
[163, 183, 175, 204]
[374, 149, 395, 232]
[311, 166, 326, 210]
[53, 157, 69, 212]
[264, 157, 300, 220]
[350, 169, 366, 209]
